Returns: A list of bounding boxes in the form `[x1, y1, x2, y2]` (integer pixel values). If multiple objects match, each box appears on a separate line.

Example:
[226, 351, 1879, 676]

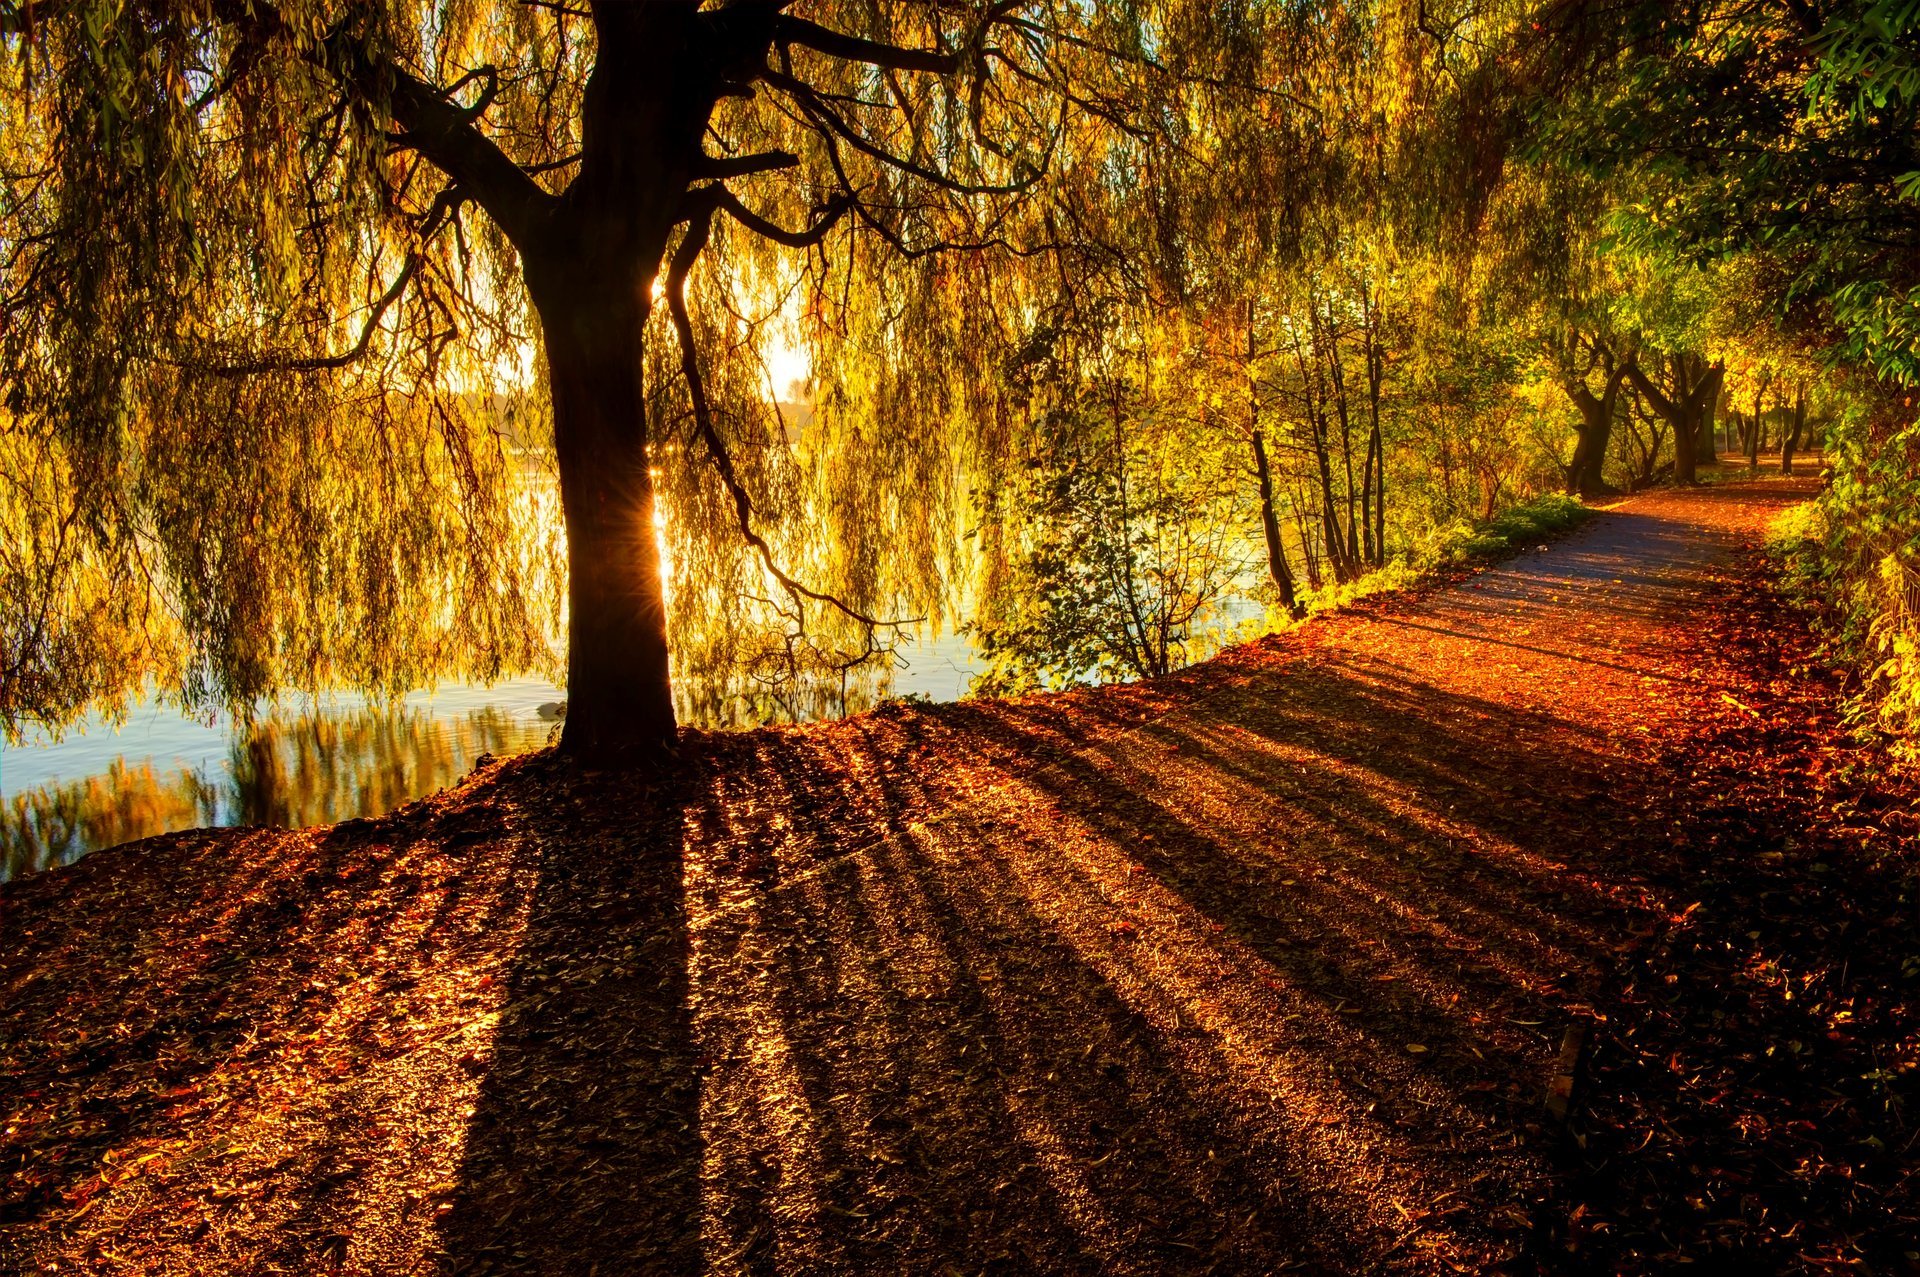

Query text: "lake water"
[0, 632, 983, 881]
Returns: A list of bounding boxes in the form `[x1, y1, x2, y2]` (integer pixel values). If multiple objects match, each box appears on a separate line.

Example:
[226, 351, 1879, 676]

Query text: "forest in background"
[1, 0, 1916, 759]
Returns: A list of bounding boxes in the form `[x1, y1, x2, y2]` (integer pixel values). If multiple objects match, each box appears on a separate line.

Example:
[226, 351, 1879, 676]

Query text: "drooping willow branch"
[183, 187, 466, 378]
[666, 196, 921, 637]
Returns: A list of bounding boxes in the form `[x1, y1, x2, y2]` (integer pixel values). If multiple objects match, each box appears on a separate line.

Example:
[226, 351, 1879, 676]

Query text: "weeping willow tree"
[1, 0, 1259, 758]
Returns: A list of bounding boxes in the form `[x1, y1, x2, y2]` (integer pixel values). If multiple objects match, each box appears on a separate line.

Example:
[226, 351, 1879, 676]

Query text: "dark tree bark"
[1746, 374, 1768, 471]
[1251, 430, 1301, 615]
[1287, 316, 1354, 585]
[1360, 285, 1387, 567]
[1289, 481, 1323, 591]
[324, 2, 957, 761]
[1560, 343, 1631, 499]
[1697, 380, 1722, 467]
[1320, 305, 1361, 570]
[1244, 310, 1302, 615]
[1627, 353, 1723, 485]
[531, 280, 677, 757]
[1783, 383, 1807, 475]
[523, 6, 711, 759]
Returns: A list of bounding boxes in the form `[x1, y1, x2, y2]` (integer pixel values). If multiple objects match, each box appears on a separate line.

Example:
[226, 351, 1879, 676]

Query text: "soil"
[2, 478, 1916, 1275]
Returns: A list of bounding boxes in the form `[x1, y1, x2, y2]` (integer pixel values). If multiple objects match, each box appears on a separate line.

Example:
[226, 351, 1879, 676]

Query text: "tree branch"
[710, 185, 850, 248]
[693, 148, 800, 180]
[772, 14, 957, 75]
[184, 186, 464, 378]
[1624, 358, 1680, 422]
[665, 209, 918, 634]
[199, 254, 423, 379]
[321, 27, 553, 247]
[763, 66, 1039, 195]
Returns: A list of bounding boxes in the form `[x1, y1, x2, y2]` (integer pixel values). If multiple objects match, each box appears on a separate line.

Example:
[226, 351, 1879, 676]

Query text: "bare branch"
[772, 14, 957, 75]
[712, 185, 850, 248]
[184, 187, 464, 378]
[315, 23, 553, 247]
[693, 148, 800, 179]
[439, 64, 501, 122]
[763, 66, 1039, 196]
[199, 255, 422, 379]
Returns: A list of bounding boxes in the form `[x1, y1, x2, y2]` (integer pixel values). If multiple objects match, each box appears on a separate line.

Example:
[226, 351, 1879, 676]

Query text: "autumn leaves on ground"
[4, 479, 1917, 1275]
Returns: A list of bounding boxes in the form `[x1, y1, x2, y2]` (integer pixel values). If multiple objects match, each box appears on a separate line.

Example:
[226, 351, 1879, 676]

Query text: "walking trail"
[5, 477, 1916, 1274]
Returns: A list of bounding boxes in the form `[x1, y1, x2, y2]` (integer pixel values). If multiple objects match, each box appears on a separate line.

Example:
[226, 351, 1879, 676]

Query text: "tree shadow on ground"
[0, 806, 523, 1253]
[431, 638, 1658, 1274]
[435, 765, 699, 1274]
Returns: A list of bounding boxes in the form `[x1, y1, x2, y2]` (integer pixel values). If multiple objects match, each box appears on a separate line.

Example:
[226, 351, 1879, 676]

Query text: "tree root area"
[3, 479, 1915, 1275]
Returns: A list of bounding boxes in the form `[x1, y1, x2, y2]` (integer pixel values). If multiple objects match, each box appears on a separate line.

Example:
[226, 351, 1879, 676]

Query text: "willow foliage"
[0, 0, 1330, 744]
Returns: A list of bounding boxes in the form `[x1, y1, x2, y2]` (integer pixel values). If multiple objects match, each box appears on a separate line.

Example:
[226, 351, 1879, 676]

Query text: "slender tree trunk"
[1363, 315, 1386, 567]
[1246, 309, 1300, 614]
[1251, 430, 1300, 614]
[1290, 482, 1322, 591]
[1311, 410, 1349, 584]
[1290, 319, 1351, 584]
[1107, 380, 1157, 681]
[534, 281, 677, 757]
[1373, 440, 1385, 568]
[1322, 308, 1361, 570]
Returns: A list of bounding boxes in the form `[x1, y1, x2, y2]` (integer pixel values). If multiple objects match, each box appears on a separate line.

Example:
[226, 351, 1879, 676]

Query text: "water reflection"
[3, 703, 550, 881]
[0, 632, 985, 880]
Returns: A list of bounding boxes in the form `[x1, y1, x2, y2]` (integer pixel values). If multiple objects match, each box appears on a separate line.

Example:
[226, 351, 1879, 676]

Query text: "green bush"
[1425, 493, 1593, 566]
[1769, 423, 1920, 763]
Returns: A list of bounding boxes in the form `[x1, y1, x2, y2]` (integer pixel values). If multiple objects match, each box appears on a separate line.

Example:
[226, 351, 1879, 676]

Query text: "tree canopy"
[4, 0, 1919, 758]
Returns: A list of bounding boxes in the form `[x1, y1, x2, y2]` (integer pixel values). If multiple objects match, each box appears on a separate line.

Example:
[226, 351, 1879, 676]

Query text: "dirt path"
[4, 478, 1915, 1275]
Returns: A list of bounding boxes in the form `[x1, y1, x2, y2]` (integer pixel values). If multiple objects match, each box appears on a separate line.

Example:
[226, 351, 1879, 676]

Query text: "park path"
[1, 478, 1859, 1275]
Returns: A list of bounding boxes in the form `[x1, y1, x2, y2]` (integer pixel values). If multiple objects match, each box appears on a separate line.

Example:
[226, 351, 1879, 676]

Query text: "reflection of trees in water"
[3, 706, 548, 879]
[4, 762, 218, 881]
[674, 664, 896, 730]
[4, 665, 914, 879]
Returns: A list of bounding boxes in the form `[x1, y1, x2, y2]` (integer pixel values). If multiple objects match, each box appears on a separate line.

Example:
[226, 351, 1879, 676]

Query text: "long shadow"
[10, 479, 1859, 1273]
[435, 762, 700, 1274]
[423, 648, 1672, 1273]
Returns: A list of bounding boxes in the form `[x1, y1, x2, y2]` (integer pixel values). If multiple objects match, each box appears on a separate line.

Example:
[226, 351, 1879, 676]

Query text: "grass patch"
[1427, 493, 1594, 565]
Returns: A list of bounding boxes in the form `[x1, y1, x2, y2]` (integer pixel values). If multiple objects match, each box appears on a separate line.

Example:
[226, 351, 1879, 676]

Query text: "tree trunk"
[1290, 482, 1323, 591]
[1251, 430, 1300, 615]
[1361, 308, 1385, 567]
[1696, 381, 1721, 467]
[1324, 320, 1360, 570]
[1671, 369, 1699, 484]
[1783, 384, 1807, 475]
[1373, 441, 1385, 569]
[1561, 354, 1628, 499]
[1627, 354, 1720, 487]
[532, 272, 677, 759]
[1290, 319, 1352, 585]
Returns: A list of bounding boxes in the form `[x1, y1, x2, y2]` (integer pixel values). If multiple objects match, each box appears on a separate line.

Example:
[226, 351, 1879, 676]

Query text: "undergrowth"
[1768, 495, 1920, 765]
[1288, 492, 1595, 620]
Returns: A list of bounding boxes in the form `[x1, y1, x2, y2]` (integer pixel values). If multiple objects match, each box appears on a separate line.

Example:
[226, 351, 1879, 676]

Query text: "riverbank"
[4, 478, 1916, 1274]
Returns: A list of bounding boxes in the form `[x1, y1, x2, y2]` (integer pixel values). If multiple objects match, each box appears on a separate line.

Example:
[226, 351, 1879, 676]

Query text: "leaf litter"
[2, 478, 1913, 1274]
